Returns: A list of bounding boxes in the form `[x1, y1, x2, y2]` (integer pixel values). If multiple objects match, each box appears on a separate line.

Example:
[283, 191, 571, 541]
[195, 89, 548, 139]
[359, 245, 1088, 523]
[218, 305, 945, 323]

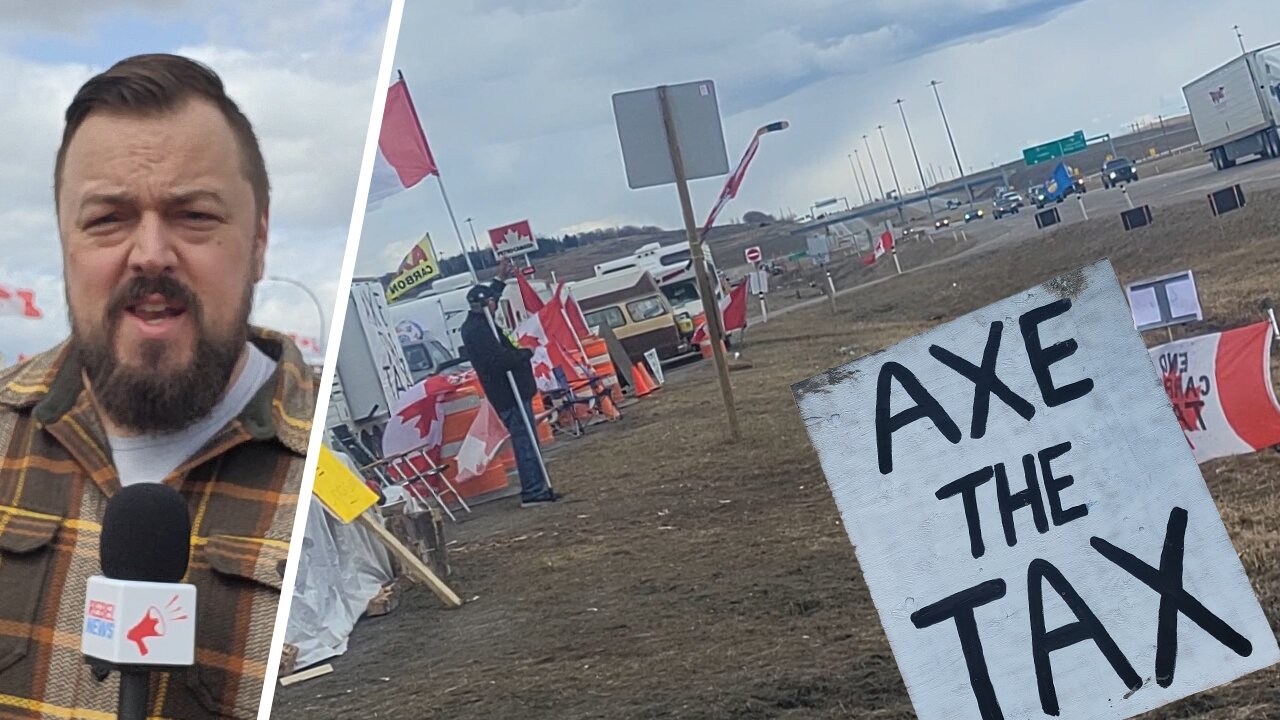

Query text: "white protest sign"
[1126, 286, 1161, 328]
[643, 348, 665, 386]
[792, 259, 1278, 720]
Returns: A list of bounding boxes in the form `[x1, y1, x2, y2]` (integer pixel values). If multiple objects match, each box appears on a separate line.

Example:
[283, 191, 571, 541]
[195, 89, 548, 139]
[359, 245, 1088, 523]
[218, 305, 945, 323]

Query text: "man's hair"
[54, 53, 270, 213]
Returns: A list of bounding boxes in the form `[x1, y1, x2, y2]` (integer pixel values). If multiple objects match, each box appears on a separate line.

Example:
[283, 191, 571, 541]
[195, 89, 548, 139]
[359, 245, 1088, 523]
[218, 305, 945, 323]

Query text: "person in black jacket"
[459, 263, 558, 507]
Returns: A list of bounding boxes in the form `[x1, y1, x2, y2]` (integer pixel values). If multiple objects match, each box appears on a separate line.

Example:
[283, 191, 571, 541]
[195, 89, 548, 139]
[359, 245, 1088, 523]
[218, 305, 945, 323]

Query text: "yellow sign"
[313, 446, 379, 523]
[385, 233, 441, 303]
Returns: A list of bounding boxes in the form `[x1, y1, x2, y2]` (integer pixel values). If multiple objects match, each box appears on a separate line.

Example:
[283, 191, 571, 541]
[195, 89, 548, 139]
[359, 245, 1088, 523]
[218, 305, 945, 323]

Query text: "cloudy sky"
[357, 0, 1280, 277]
[0, 0, 392, 365]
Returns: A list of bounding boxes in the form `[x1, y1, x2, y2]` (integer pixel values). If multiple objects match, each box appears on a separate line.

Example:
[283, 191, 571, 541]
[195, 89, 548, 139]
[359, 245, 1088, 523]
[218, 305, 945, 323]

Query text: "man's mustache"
[104, 275, 200, 326]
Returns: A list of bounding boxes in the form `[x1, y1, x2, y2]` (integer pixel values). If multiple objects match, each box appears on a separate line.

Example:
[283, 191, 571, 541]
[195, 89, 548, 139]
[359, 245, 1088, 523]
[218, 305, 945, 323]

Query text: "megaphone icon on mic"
[126, 596, 188, 656]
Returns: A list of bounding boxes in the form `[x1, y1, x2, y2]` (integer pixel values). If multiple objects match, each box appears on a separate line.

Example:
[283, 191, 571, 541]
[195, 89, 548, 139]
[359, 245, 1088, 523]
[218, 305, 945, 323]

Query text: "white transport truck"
[1183, 42, 1280, 170]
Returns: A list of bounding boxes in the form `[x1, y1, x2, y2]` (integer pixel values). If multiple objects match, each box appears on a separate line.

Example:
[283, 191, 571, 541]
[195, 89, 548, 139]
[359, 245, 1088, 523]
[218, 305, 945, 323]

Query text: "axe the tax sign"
[793, 259, 1278, 720]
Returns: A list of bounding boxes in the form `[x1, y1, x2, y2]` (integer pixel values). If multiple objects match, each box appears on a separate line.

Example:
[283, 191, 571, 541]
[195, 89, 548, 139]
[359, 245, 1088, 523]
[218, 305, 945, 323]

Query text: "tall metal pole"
[658, 85, 740, 442]
[435, 179, 479, 284]
[896, 99, 935, 221]
[266, 276, 326, 353]
[929, 80, 975, 210]
[847, 154, 868, 205]
[877, 125, 905, 223]
[862, 134, 885, 201]
[852, 147, 874, 202]
[877, 125, 903, 201]
[464, 217, 487, 272]
[1234, 25, 1247, 54]
[398, 70, 478, 284]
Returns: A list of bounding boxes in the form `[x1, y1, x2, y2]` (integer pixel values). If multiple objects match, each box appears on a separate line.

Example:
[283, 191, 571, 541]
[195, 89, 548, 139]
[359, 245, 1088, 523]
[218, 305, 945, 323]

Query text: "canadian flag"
[381, 373, 470, 464]
[516, 294, 587, 391]
[0, 285, 42, 319]
[863, 231, 894, 266]
[454, 399, 510, 482]
[691, 281, 749, 345]
[369, 76, 439, 206]
[515, 271, 545, 314]
[555, 284, 592, 339]
[1148, 322, 1280, 463]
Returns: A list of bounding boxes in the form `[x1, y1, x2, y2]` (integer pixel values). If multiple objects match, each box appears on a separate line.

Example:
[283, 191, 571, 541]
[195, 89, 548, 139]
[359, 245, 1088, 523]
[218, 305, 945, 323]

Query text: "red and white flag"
[556, 284, 592, 339]
[691, 281, 749, 345]
[863, 231, 894, 266]
[369, 77, 439, 205]
[1148, 321, 1280, 463]
[701, 136, 761, 237]
[382, 373, 456, 464]
[0, 285, 42, 319]
[515, 271, 545, 314]
[455, 399, 511, 482]
[516, 294, 587, 391]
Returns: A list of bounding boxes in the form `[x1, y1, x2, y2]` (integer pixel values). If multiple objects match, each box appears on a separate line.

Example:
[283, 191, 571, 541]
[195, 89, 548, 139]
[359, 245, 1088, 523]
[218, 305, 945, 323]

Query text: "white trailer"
[385, 274, 551, 354]
[1183, 42, 1280, 170]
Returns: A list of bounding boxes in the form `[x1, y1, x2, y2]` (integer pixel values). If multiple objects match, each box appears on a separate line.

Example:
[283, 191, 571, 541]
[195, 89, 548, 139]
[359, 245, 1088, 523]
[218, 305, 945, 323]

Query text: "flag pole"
[397, 70, 480, 285]
[435, 178, 480, 284]
[482, 304, 552, 491]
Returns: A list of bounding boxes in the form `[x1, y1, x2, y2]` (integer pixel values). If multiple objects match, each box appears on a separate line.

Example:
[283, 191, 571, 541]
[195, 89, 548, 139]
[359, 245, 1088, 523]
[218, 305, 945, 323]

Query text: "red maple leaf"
[396, 394, 439, 438]
[1162, 367, 1201, 449]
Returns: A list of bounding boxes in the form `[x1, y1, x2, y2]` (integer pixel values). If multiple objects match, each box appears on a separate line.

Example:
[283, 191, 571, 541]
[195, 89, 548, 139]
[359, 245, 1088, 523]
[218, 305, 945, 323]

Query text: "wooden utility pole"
[658, 85, 741, 441]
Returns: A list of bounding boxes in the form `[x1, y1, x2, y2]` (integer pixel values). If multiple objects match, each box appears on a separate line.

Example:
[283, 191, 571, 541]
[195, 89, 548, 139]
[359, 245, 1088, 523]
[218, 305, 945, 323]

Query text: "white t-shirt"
[108, 343, 278, 486]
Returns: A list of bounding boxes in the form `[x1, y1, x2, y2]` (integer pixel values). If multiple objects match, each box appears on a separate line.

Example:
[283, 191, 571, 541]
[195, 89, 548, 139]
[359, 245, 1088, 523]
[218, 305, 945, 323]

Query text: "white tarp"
[284, 452, 395, 669]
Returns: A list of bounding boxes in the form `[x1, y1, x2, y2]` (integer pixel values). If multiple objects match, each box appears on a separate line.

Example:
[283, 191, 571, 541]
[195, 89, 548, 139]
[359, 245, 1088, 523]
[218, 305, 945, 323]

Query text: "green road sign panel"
[1060, 131, 1087, 154]
[1023, 143, 1062, 165]
[1023, 130, 1088, 166]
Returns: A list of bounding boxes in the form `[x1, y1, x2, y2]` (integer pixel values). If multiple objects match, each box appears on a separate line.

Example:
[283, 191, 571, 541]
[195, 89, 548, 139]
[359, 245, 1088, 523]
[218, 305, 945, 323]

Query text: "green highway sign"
[1059, 130, 1087, 154]
[1023, 130, 1088, 166]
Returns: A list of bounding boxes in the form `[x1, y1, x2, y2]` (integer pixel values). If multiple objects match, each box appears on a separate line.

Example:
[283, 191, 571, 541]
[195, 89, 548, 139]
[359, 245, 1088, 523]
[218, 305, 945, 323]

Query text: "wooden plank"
[356, 511, 462, 608]
[279, 664, 333, 686]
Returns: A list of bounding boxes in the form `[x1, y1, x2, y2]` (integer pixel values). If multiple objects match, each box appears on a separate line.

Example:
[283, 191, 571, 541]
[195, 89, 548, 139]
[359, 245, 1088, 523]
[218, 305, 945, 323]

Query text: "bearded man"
[0, 54, 313, 719]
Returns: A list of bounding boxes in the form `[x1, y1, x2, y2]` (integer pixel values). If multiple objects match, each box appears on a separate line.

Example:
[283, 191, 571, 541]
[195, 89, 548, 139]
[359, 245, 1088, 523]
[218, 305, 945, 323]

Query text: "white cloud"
[349, 0, 1280, 283]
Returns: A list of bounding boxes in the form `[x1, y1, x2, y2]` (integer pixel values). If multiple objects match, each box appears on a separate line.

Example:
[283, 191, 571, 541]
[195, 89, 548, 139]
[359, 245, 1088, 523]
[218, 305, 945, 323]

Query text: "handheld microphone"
[82, 484, 198, 720]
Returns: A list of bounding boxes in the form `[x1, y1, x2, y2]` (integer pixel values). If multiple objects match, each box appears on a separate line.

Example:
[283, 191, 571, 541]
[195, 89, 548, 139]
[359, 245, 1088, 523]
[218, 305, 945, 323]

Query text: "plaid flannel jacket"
[0, 328, 314, 719]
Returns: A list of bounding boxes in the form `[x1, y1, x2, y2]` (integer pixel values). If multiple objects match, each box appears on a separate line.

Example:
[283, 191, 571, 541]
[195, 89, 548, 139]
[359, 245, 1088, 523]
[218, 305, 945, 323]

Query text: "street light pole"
[847, 154, 868, 205]
[463, 217, 486, 271]
[266, 276, 326, 354]
[929, 80, 975, 210]
[878, 125, 905, 223]
[877, 125, 903, 201]
[862, 134, 886, 201]
[852, 147, 874, 202]
[896, 99, 935, 221]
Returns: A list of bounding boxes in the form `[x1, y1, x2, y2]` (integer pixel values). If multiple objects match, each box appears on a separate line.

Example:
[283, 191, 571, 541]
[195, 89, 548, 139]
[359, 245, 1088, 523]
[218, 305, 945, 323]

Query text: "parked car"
[1101, 157, 1138, 188]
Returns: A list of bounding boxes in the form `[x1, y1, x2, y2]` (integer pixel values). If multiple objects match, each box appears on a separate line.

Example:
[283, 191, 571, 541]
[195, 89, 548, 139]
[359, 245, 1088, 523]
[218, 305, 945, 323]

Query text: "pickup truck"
[1101, 157, 1138, 188]
[1032, 162, 1086, 208]
[993, 193, 1021, 219]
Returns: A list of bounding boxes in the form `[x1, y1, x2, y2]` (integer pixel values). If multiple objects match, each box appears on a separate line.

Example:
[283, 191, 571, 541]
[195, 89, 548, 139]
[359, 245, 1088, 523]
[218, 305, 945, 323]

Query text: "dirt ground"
[273, 188, 1280, 719]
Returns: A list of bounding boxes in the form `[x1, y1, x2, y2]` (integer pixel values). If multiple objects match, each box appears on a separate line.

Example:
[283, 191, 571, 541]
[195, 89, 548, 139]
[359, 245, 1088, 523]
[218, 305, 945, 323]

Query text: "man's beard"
[72, 275, 253, 434]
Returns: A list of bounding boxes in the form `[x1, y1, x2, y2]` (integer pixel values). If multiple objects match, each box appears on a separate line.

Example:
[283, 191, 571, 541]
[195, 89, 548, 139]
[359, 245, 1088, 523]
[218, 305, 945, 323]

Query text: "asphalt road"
[768, 155, 1280, 320]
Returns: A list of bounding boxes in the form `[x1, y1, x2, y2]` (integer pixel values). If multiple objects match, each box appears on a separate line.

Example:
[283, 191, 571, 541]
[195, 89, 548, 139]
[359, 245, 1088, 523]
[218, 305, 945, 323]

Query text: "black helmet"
[466, 284, 498, 308]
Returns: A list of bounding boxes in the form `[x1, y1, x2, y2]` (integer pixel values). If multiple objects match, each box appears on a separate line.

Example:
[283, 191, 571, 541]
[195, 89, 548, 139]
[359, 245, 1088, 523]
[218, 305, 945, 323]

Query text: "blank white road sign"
[792, 259, 1278, 720]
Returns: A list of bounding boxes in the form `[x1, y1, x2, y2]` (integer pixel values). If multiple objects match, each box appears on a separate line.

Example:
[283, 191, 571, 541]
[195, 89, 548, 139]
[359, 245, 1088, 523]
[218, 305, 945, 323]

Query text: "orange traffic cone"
[632, 363, 656, 398]
[597, 392, 621, 421]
